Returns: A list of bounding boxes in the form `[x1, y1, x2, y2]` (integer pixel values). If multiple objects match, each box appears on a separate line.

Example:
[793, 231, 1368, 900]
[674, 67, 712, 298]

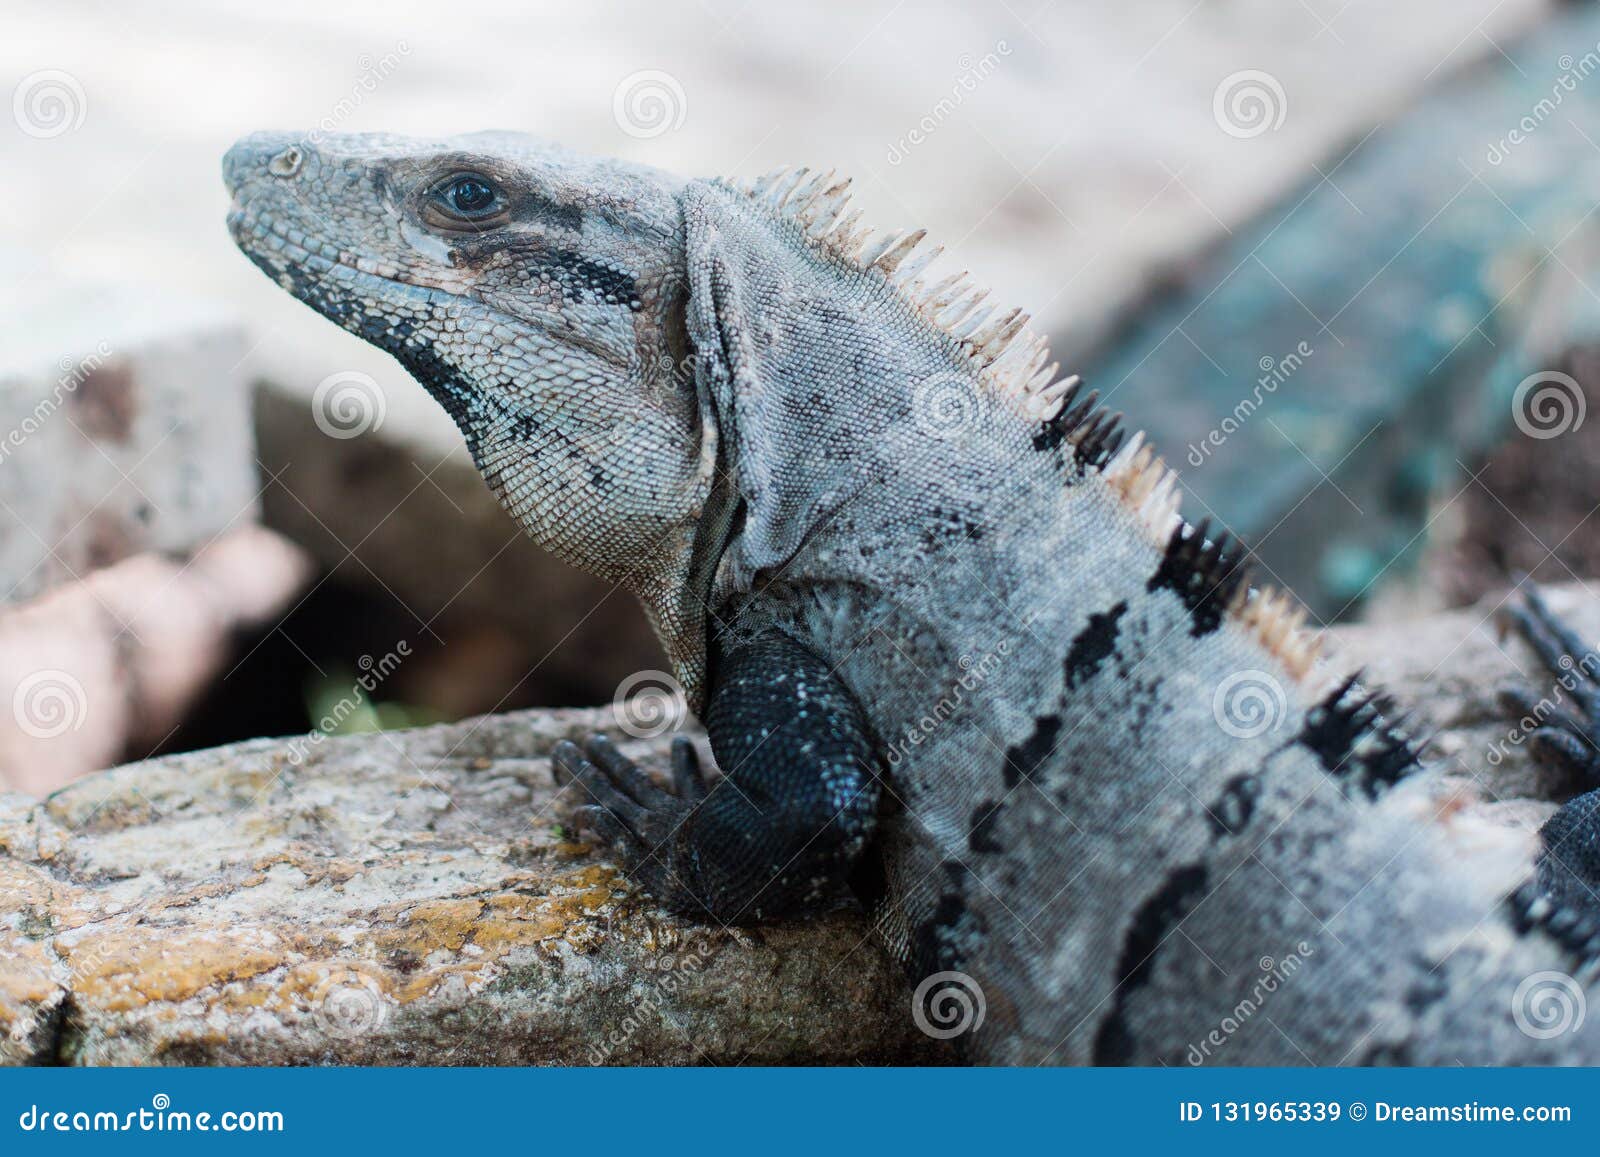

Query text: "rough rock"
[0, 709, 937, 1066]
[2, 582, 1596, 1067]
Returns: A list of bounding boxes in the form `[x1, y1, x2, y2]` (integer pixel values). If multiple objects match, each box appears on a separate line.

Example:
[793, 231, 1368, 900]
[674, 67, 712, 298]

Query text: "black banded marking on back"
[969, 801, 1005, 854]
[1001, 599, 1131, 790]
[1003, 715, 1061, 789]
[1032, 378, 1126, 472]
[1064, 600, 1129, 690]
[1092, 864, 1210, 1065]
[1297, 673, 1422, 799]
[1146, 520, 1248, 637]
[911, 861, 983, 978]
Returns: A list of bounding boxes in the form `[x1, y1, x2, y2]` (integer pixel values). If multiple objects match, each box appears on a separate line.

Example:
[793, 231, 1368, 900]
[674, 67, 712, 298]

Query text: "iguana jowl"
[225, 130, 1600, 1064]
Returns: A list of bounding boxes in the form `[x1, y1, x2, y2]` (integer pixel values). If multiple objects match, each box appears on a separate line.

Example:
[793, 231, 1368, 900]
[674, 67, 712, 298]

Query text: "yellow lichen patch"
[394, 960, 491, 1004]
[371, 898, 484, 957]
[0, 935, 60, 1009]
[468, 865, 626, 954]
[269, 959, 391, 1012]
[68, 928, 284, 1013]
[247, 851, 363, 887]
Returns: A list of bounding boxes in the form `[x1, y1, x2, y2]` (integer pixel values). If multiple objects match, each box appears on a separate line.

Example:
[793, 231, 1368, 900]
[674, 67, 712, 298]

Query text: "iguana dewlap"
[225, 131, 1600, 1064]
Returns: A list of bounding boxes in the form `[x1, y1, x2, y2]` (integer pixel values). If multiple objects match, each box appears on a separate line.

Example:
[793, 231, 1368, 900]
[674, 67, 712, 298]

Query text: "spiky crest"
[723, 165, 1334, 687]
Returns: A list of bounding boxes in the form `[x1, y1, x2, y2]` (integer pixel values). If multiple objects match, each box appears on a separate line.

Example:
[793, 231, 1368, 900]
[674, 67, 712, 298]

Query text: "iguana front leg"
[1501, 587, 1600, 930]
[552, 630, 881, 923]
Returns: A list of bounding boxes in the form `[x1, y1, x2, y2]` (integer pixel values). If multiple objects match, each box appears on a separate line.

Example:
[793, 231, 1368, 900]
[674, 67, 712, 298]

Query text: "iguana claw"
[1499, 583, 1600, 782]
[551, 734, 702, 905]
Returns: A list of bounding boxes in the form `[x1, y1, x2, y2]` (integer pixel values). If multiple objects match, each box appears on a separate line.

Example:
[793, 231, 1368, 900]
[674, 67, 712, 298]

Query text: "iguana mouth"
[226, 199, 625, 375]
[227, 200, 449, 315]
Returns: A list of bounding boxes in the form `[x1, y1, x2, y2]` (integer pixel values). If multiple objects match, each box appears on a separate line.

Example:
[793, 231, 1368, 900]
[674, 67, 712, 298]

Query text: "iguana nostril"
[267, 145, 303, 178]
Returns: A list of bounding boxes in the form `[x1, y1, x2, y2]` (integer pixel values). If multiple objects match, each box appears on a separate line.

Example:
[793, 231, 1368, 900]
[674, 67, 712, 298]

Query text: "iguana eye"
[426, 172, 507, 227]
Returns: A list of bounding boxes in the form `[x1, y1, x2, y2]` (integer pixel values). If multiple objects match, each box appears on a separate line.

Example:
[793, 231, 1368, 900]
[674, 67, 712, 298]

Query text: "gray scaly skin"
[225, 130, 1600, 1064]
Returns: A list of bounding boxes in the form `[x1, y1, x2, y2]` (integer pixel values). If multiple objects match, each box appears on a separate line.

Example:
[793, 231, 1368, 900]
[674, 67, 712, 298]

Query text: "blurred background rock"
[1, 0, 1595, 795]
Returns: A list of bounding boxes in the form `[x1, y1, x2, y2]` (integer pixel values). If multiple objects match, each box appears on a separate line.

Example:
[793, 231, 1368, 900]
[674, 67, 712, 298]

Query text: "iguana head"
[225, 130, 722, 684]
[224, 131, 1100, 695]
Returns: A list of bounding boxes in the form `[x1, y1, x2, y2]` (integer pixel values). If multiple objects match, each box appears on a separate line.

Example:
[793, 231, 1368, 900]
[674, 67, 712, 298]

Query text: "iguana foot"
[551, 629, 880, 924]
[551, 734, 707, 912]
[1499, 585, 1600, 941]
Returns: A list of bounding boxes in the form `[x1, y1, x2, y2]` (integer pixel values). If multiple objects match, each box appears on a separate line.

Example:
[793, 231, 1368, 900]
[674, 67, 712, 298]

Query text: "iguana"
[224, 130, 1600, 1064]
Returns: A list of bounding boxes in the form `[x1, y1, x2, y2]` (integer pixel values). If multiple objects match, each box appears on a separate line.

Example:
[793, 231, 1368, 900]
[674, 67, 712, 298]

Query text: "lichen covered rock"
[0, 709, 936, 1065]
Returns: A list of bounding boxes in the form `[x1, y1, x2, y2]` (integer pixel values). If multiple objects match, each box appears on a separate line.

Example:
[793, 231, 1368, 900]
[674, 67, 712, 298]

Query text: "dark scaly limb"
[553, 629, 881, 923]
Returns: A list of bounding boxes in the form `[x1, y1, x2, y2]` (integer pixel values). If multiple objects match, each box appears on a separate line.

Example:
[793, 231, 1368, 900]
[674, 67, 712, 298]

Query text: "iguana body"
[225, 131, 1600, 1064]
